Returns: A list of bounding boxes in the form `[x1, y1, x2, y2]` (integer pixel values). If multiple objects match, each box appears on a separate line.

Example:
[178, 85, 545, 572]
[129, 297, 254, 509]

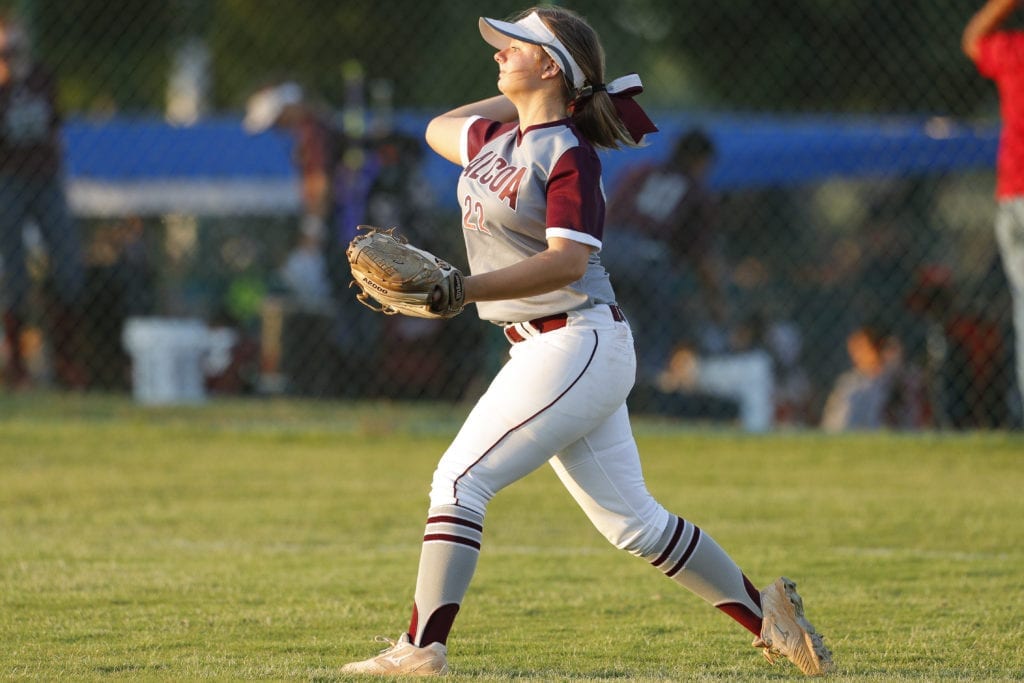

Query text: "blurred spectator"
[0, 11, 86, 389]
[278, 219, 332, 311]
[246, 80, 358, 396]
[244, 81, 339, 295]
[204, 305, 260, 396]
[634, 339, 740, 426]
[245, 79, 442, 398]
[81, 215, 156, 389]
[365, 131, 439, 245]
[852, 195, 928, 329]
[655, 341, 775, 432]
[906, 265, 1012, 429]
[764, 318, 815, 427]
[271, 213, 340, 398]
[963, 0, 1024, 425]
[644, 314, 779, 432]
[821, 320, 926, 432]
[604, 128, 730, 380]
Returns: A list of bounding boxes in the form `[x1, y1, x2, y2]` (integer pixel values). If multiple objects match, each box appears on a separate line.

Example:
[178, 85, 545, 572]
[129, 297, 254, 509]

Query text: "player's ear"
[542, 58, 561, 79]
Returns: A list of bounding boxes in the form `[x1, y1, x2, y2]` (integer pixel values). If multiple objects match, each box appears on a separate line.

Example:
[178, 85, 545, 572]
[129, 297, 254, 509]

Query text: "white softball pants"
[429, 304, 672, 557]
[996, 199, 1024, 402]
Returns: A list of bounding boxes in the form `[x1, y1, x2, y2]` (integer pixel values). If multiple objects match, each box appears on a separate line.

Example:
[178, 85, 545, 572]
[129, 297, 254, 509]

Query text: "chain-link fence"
[1, 0, 1020, 431]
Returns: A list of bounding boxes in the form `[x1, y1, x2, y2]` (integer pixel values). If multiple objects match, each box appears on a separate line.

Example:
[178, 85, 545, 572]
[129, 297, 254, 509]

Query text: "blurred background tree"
[29, 0, 174, 115]
[7, 0, 998, 118]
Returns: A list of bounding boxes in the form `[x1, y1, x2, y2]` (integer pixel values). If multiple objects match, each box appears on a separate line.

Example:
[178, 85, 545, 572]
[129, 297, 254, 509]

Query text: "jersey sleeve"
[975, 31, 1024, 79]
[463, 117, 517, 166]
[545, 146, 605, 249]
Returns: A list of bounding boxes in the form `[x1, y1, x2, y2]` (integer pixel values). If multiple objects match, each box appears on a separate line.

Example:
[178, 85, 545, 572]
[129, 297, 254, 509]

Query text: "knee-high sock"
[407, 504, 483, 646]
[645, 515, 763, 636]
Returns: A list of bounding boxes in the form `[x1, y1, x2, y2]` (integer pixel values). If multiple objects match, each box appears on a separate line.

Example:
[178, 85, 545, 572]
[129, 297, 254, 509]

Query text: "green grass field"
[2, 393, 1022, 681]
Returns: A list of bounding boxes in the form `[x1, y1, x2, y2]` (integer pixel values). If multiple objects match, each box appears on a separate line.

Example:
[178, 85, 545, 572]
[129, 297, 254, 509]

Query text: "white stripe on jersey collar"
[478, 12, 586, 90]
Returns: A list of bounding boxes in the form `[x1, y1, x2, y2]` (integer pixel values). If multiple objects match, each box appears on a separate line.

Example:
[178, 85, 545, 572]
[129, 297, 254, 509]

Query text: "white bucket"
[122, 317, 210, 405]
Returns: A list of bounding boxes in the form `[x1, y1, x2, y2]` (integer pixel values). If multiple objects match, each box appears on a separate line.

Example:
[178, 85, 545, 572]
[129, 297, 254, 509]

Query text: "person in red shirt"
[963, 0, 1024, 423]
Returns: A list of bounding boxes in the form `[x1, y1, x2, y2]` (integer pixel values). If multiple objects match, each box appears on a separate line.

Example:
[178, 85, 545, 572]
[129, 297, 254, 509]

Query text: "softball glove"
[346, 225, 465, 319]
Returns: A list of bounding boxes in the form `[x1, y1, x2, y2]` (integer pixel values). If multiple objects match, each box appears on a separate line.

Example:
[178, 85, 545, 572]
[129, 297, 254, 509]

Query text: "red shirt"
[975, 31, 1024, 198]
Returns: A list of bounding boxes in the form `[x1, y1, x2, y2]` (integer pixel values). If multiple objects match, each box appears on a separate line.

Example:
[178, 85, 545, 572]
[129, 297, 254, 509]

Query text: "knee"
[428, 466, 491, 517]
[598, 515, 669, 557]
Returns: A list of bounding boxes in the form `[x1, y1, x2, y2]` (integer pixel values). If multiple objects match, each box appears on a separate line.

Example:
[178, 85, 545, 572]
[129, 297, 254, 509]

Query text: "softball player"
[343, 6, 832, 676]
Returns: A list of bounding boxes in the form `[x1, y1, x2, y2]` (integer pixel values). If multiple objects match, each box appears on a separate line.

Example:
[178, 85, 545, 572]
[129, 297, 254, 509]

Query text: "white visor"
[243, 82, 302, 134]
[479, 12, 586, 90]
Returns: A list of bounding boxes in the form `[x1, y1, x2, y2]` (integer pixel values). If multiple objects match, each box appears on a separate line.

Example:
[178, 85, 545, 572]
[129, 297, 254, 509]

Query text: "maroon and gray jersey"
[457, 115, 616, 323]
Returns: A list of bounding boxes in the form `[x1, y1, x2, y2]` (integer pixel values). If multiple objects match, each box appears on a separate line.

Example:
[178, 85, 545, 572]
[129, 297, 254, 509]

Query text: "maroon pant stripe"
[452, 331, 600, 506]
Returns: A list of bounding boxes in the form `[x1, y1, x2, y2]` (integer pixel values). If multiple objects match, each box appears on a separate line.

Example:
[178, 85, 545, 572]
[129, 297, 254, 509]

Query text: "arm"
[963, 0, 1020, 60]
[463, 237, 592, 303]
[294, 117, 333, 220]
[301, 171, 331, 223]
[425, 95, 518, 165]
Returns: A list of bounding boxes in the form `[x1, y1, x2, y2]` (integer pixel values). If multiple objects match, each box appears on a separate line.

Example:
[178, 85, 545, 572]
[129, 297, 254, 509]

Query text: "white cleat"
[753, 576, 834, 676]
[341, 633, 448, 676]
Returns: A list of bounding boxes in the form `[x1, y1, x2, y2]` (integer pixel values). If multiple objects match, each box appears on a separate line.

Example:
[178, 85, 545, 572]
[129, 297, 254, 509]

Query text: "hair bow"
[604, 74, 659, 144]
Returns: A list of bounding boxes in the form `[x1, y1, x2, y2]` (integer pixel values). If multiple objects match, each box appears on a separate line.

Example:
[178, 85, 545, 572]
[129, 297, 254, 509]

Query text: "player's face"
[494, 39, 549, 95]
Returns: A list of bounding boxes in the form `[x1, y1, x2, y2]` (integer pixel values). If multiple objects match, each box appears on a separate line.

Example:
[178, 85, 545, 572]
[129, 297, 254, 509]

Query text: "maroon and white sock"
[646, 515, 763, 636]
[407, 504, 484, 646]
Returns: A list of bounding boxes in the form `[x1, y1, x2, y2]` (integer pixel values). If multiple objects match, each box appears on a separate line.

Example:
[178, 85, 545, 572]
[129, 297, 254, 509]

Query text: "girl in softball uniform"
[343, 6, 832, 677]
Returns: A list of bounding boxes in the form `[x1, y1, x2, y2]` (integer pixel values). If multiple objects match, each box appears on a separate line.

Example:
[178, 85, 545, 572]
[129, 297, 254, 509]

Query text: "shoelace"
[752, 636, 779, 665]
[371, 635, 401, 654]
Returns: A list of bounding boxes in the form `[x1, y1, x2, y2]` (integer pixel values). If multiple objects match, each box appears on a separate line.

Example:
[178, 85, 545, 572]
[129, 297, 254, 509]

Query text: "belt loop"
[504, 325, 526, 344]
[503, 313, 568, 343]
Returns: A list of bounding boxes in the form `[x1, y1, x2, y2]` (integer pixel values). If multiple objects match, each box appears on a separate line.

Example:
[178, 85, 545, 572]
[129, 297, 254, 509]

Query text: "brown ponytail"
[520, 6, 640, 150]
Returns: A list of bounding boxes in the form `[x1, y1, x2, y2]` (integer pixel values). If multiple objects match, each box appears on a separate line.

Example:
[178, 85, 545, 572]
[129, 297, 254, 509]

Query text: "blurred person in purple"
[244, 81, 339, 301]
[964, 0, 1024, 424]
[0, 11, 86, 389]
[245, 81, 439, 300]
[245, 80, 389, 396]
